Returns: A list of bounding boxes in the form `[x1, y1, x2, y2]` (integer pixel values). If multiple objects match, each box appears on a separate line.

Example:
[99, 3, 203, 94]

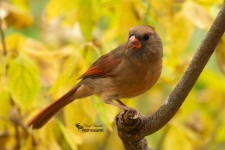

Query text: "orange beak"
[127, 35, 142, 49]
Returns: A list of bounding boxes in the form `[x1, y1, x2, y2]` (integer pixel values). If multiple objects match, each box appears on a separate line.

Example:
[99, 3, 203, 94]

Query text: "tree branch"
[116, 3, 225, 150]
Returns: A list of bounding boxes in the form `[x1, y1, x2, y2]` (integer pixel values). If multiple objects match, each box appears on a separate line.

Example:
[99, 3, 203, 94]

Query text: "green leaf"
[8, 53, 40, 107]
[77, 0, 95, 41]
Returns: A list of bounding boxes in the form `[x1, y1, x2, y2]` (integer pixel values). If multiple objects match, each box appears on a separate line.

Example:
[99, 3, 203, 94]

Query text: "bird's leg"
[115, 99, 127, 106]
[104, 99, 131, 110]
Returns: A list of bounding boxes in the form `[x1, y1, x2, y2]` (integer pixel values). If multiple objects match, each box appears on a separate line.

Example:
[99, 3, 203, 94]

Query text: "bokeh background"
[0, 0, 225, 149]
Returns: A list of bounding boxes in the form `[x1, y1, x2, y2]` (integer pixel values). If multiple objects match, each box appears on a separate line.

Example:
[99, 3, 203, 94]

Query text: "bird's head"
[126, 25, 163, 61]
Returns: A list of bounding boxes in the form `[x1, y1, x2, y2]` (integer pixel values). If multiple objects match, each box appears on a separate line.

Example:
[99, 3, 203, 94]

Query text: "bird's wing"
[78, 45, 124, 79]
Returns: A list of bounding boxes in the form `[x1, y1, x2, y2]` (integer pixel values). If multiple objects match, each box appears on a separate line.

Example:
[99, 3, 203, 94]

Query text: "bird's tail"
[27, 85, 92, 129]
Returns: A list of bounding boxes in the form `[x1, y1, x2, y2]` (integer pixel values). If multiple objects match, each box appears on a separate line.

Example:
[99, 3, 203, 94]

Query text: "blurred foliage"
[0, 0, 225, 149]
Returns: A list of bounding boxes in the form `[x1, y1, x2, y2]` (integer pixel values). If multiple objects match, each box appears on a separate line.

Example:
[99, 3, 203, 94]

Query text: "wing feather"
[79, 45, 124, 79]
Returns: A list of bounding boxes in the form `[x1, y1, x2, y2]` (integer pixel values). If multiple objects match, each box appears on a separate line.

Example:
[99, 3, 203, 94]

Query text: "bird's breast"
[113, 58, 162, 98]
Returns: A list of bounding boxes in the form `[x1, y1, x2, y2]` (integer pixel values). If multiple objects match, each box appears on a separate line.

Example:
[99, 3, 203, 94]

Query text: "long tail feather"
[27, 86, 80, 129]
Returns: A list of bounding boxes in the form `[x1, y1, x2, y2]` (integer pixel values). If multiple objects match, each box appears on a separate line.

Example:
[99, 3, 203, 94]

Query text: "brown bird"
[28, 25, 163, 129]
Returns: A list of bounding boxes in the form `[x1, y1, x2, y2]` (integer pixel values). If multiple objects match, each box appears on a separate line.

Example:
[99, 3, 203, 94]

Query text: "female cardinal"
[28, 25, 163, 129]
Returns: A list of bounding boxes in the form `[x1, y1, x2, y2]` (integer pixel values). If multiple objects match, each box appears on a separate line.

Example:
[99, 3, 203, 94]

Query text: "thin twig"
[0, 6, 7, 56]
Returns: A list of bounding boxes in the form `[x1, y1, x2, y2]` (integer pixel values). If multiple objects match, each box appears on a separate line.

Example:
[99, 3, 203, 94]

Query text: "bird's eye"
[143, 34, 150, 41]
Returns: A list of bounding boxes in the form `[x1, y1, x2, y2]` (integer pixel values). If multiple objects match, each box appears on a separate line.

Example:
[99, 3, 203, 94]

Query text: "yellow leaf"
[8, 53, 40, 107]
[10, 0, 30, 13]
[58, 121, 78, 150]
[50, 46, 85, 99]
[92, 96, 115, 131]
[46, 0, 100, 41]
[4, 34, 24, 59]
[183, 1, 212, 29]
[1, 1, 33, 29]
[46, 0, 78, 24]
[216, 36, 225, 75]
[195, 0, 223, 6]
[77, 0, 98, 41]
[162, 12, 194, 56]
[116, 0, 141, 36]
[0, 89, 10, 129]
[36, 125, 62, 150]
[164, 124, 193, 150]
[64, 97, 96, 132]
[151, 0, 174, 24]
[199, 69, 225, 92]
